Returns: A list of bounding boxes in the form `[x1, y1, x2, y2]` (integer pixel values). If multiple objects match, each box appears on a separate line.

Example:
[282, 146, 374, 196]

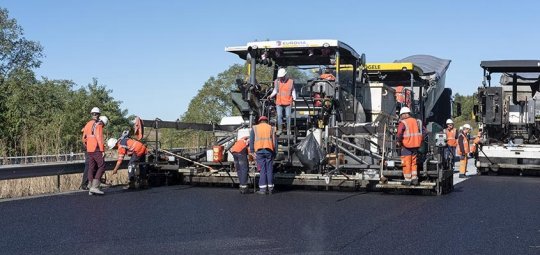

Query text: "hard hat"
[446, 119, 454, 124]
[463, 124, 472, 130]
[258, 116, 268, 122]
[277, 68, 287, 78]
[107, 138, 118, 149]
[99, 116, 109, 126]
[90, 107, 100, 114]
[399, 107, 411, 115]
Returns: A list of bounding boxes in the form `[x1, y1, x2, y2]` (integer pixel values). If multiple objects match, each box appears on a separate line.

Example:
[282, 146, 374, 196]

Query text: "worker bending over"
[108, 136, 148, 189]
[230, 136, 250, 194]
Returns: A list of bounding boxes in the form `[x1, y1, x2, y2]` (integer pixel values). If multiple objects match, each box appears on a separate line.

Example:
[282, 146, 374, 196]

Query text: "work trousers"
[80, 151, 89, 187]
[87, 151, 105, 183]
[459, 156, 468, 175]
[233, 151, 249, 187]
[256, 150, 274, 191]
[444, 146, 456, 162]
[128, 153, 146, 179]
[276, 105, 291, 130]
[400, 147, 418, 181]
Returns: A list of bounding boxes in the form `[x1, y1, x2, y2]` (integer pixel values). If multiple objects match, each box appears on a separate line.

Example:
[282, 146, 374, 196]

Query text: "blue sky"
[1, 0, 539, 120]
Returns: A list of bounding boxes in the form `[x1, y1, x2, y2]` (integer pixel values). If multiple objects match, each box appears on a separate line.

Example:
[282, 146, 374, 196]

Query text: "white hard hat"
[90, 107, 100, 114]
[446, 119, 454, 124]
[463, 124, 472, 130]
[277, 68, 287, 78]
[107, 138, 118, 149]
[399, 107, 411, 115]
[99, 116, 109, 126]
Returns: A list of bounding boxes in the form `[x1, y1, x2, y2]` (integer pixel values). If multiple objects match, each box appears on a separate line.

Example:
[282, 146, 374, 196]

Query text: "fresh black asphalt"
[0, 176, 538, 254]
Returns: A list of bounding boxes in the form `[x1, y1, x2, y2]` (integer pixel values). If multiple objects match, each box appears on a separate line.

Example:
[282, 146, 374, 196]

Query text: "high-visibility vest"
[445, 128, 457, 147]
[320, 73, 335, 80]
[457, 132, 470, 156]
[82, 120, 104, 152]
[471, 133, 482, 153]
[118, 138, 147, 158]
[253, 123, 275, 152]
[230, 138, 248, 153]
[400, 117, 422, 148]
[275, 78, 294, 106]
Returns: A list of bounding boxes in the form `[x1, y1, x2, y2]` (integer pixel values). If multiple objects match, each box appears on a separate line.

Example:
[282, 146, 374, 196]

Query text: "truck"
[474, 60, 540, 175]
[140, 39, 456, 195]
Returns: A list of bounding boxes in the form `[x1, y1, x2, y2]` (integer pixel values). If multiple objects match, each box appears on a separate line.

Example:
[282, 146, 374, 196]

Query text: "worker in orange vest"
[249, 116, 277, 194]
[108, 136, 148, 189]
[230, 136, 250, 194]
[470, 127, 482, 155]
[395, 85, 412, 109]
[444, 119, 458, 166]
[269, 68, 296, 135]
[81, 107, 108, 195]
[396, 107, 423, 186]
[457, 124, 472, 178]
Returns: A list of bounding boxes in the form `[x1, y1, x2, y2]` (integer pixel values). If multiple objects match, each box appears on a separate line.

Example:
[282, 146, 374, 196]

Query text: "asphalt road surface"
[0, 174, 539, 254]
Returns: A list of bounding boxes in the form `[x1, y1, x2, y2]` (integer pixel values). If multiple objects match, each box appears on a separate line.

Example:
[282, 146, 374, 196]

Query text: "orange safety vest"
[445, 128, 457, 147]
[253, 123, 275, 152]
[230, 138, 249, 153]
[471, 133, 482, 153]
[456, 132, 470, 156]
[82, 120, 104, 152]
[400, 117, 422, 148]
[118, 138, 147, 158]
[133, 116, 144, 140]
[275, 78, 294, 106]
[320, 73, 335, 80]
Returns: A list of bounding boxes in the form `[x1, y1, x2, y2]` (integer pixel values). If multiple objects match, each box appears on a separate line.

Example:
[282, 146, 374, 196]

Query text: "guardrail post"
[57, 174, 61, 191]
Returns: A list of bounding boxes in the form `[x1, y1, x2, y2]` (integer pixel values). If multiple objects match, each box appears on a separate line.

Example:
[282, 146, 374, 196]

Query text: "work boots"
[88, 179, 104, 195]
[411, 179, 419, 186]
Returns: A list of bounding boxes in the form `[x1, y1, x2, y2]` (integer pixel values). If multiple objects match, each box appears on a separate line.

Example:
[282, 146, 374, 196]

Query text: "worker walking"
[230, 136, 250, 194]
[82, 107, 108, 195]
[444, 119, 458, 168]
[108, 136, 148, 189]
[269, 68, 296, 135]
[396, 107, 423, 186]
[457, 124, 472, 178]
[250, 116, 277, 194]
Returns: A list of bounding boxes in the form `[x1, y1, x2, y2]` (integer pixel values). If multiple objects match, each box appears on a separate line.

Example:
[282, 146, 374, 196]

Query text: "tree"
[0, 8, 43, 79]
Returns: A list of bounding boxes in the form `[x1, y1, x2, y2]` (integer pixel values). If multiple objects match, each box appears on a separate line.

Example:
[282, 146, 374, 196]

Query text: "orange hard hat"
[258, 116, 268, 122]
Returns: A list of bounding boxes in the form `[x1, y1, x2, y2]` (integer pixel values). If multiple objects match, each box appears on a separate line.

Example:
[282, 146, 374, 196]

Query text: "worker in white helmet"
[457, 124, 472, 178]
[444, 119, 458, 169]
[81, 107, 108, 195]
[396, 107, 423, 186]
[268, 67, 296, 135]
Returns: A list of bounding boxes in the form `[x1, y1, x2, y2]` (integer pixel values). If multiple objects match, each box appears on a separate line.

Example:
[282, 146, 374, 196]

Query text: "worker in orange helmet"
[269, 68, 296, 135]
[396, 107, 423, 186]
[249, 116, 277, 194]
[81, 107, 108, 195]
[108, 136, 148, 189]
[457, 124, 472, 178]
[230, 136, 250, 194]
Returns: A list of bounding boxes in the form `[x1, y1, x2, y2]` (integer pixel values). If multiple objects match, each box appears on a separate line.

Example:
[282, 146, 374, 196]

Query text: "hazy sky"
[1, 0, 539, 120]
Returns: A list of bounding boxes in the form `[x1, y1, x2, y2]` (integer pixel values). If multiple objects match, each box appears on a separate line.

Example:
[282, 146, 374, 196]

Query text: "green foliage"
[453, 93, 476, 129]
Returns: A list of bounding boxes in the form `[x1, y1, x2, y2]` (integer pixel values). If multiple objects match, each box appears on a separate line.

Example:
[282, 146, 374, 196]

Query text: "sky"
[1, 0, 539, 120]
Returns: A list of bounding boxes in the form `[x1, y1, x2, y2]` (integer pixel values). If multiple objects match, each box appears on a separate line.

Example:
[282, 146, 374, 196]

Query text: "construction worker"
[395, 85, 412, 109]
[269, 68, 296, 135]
[457, 124, 472, 178]
[470, 127, 483, 155]
[444, 119, 458, 166]
[81, 107, 108, 195]
[249, 116, 277, 194]
[230, 136, 250, 194]
[396, 107, 423, 186]
[108, 136, 148, 189]
[319, 68, 336, 80]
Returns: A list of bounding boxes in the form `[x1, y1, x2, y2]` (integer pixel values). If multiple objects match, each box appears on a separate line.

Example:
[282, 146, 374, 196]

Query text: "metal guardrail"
[0, 153, 86, 165]
[0, 159, 129, 181]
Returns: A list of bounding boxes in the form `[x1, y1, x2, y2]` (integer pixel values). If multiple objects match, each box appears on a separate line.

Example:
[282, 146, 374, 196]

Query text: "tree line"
[0, 8, 130, 157]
